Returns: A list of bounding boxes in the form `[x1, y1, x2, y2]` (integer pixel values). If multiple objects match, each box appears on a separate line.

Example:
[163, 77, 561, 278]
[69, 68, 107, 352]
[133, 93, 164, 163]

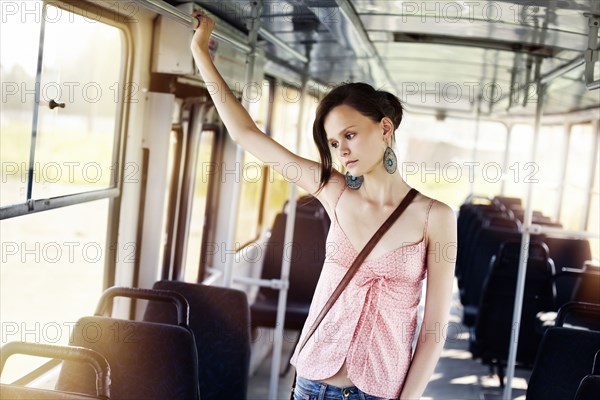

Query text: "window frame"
[0, 0, 135, 291]
[0, 0, 134, 222]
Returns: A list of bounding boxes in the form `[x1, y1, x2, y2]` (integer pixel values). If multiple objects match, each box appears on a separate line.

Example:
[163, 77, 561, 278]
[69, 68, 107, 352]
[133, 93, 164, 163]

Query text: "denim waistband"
[295, 375, 390, 400]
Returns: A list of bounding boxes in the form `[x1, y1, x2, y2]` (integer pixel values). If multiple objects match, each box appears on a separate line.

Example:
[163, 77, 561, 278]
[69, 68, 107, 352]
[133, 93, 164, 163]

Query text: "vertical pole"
[503, 58, 545, 400]
[27, 7, 47, 203]
[554, 123, 572, 222]
[500, 124, 512, 195]
[268, 51, 311, 400]
[581, 120, 599, 230]
[470, 94, 482, 196]
[222, 0, 263, 288]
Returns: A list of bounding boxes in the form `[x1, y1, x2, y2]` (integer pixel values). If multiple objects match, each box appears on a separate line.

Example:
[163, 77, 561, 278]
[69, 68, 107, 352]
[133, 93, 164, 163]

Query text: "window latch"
[49, 99, 65, 110]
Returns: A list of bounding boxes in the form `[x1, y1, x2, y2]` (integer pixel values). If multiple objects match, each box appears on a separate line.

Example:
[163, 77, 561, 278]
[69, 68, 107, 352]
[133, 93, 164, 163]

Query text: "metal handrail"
[133, 0, 308, 64]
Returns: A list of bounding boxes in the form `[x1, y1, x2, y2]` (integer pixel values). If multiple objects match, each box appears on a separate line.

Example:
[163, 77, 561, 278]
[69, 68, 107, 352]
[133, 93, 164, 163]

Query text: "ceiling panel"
[166, 0, 599, 118]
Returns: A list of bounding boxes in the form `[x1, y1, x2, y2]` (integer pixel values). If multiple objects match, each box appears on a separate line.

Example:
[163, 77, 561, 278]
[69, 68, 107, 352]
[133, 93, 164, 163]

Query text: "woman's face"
[324, 104, 391, 176]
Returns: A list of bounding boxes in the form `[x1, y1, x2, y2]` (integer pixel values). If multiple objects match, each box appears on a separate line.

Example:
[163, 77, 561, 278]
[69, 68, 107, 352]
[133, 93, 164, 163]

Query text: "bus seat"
[461, 216, 522, 326]
[251, 195, 329, 329]
[56, 287, 200, 400]
[471, 241, 555, 377]
[538, 261, 599, 329]
[143, 280, 250, 400]
[457, 207, 507, 290]
[574, 375, 600, 400]
[250, 195, 330, 375]
[456, 203, 502, 287]
[572, 261, 599, 305]
[574, 350, 600, 400]
[0, 342, 110, 400]
[544, 236, 592, 309]
[526, 328, 600, 400]
[512, 209, 545, 219]
[555, 302, 600, 331]
[457, 203, 494, 243]
[536, 301, 600, 337]
[492, 196, 522, 210]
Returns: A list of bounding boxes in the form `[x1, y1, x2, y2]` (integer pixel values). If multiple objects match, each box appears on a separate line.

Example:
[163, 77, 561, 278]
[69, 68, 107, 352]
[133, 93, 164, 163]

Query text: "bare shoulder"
[422, 196, 457, 241]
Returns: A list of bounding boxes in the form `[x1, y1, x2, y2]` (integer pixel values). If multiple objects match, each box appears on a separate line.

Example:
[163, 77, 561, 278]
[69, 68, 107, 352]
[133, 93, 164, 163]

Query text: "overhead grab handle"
[132, 0, 308, 63]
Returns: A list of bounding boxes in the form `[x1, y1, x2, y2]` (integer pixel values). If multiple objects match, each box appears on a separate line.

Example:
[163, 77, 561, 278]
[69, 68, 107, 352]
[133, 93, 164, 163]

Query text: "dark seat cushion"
[473, 241, 555, 367]
[56, 316, 199, 400]
[527, 327, 600, 400]
[144, 281, 250, 400]
[250, 295, 311, 330]
[574, 375, 600, 400]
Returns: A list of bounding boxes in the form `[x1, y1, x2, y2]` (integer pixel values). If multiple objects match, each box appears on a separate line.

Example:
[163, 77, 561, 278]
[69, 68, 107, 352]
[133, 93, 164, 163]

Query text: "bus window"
[296, 93, 321, 198]
[0, 0, 41, 206]
[589, 151, 599, 261]
[533, 125, 567, 220]
[0, 2, 126, 380]
[401, 115, 503, 208]
[561, 123, 595, 231]
[0, 200, 109, 382]
[184, 130, 215, 283]
[469, 121, 506, 198]
[233, 80, 271, 247]
[29, 4, 122, 199]
[234, 151, 264, 247]
[261, 84, 301, 228]
[504, 124, 535, 200]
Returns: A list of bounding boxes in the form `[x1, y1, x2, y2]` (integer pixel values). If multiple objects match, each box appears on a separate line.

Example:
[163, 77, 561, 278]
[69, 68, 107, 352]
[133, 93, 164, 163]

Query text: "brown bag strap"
[295, 187, 419, 356]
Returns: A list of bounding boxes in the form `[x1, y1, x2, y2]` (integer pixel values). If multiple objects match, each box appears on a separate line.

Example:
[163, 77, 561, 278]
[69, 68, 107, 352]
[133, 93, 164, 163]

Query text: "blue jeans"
[293, 376, 393, 400]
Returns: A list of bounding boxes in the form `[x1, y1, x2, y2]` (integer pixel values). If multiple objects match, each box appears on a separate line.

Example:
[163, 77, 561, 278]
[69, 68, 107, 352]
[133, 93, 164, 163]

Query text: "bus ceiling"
[143, 0, 600, 120]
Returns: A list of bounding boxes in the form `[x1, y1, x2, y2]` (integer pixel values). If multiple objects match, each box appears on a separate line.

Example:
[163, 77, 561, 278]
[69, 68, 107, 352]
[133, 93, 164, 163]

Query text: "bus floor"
[246, 280, 531, 400]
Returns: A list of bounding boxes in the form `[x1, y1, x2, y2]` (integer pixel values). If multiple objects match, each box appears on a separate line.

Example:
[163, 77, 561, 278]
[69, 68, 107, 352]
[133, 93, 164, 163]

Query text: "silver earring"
[383, 146, 397, 174]
[345, 172, 363, 189]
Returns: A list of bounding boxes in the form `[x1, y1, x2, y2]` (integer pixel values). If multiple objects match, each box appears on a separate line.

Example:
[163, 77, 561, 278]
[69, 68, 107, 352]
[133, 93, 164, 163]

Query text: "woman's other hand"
[191, 11, 215, 56]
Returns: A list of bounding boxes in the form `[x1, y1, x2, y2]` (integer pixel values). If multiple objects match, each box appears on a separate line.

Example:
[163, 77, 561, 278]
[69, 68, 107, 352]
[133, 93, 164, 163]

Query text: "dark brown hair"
[313, 82, 404, 194]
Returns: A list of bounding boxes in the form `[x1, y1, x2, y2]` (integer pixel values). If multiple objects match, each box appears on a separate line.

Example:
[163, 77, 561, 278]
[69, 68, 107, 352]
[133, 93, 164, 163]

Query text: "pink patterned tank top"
[290, 186, 434, 398]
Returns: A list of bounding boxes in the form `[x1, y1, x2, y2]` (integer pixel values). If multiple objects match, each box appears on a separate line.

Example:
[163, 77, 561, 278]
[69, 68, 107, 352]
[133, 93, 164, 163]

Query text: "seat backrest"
[461, 218, 522, 309]
[143, 280, 251, 400]
[474, 241, 555, 366]
[527, 327, 600, 400]
[492, 195, 522, 210]
[56, 287, 200, 400]
[456, 203, 504, 285]
[573, 375, 600, 400]
[56, 317, 199, 400]
[1, 342, 110, 400]
[544, 236, 592, 308]
[259, 197, 330, 303]
[555, 301, 600, 331]
[572, 263, 600, 305]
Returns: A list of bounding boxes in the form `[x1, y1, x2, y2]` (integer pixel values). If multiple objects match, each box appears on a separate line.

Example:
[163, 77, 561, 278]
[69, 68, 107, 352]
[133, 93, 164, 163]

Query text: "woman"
[191, 11, 456, 400]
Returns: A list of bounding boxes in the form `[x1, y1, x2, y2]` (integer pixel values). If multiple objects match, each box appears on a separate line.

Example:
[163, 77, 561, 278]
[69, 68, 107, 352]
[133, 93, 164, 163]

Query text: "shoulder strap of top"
[334, 184, 347, 210]
[423, 199, 435, 245]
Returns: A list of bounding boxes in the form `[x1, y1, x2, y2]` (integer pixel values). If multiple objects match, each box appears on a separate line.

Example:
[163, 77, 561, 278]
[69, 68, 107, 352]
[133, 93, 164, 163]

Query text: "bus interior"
[1, 0, 599, 399]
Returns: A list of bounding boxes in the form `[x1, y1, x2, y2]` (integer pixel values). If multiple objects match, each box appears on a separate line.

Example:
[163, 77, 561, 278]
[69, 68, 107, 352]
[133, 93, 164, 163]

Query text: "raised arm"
[399, 201, 457, 399]
[190, 12, 340, 202]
